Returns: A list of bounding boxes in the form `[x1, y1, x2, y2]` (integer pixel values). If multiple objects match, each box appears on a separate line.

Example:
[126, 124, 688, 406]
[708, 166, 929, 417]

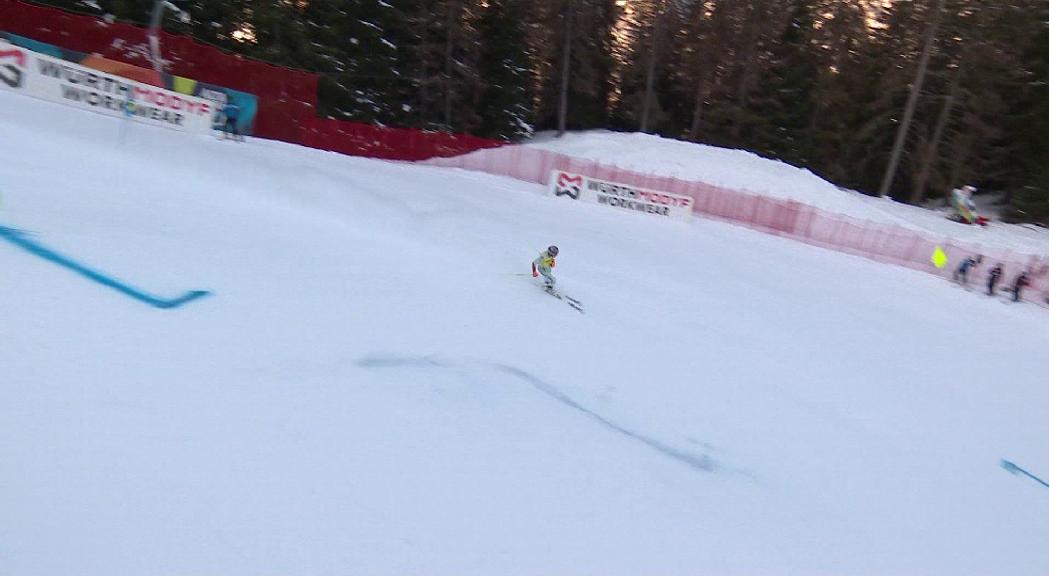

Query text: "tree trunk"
[688, 73, 710, 141]
[910, 58, 964, 205]
[640, 1, 663, 133]
[688, 0, 725, 142]
[877, 0, 947, 198]
[729, 2, 767, 141]
[734, 9, 758, 108]
[557, 1, 574, 137]
[947, 127, 975, 196]
[443, 1, 457, 130]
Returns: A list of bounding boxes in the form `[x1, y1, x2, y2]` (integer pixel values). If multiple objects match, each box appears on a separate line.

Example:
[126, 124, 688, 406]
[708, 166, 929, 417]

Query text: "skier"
[953, 254, 982, 286]
[986, 263, 1003, 296]
[532, 245, 559, 290]
[949, 185, 989, 226]
[1007, 269, 1031, 302]
[950, 185, 977, 223]
[222, 101, 242, 141]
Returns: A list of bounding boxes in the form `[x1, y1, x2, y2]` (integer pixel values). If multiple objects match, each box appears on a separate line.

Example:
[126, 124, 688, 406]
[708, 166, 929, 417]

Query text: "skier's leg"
[540, 268, 556, 289]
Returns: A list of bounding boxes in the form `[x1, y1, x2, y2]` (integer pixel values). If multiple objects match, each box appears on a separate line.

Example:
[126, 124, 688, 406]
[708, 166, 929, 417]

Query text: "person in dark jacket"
[986, 263, 1003, 296]
[953, 255, 982, 286]
[1007, 270, 1031, 302]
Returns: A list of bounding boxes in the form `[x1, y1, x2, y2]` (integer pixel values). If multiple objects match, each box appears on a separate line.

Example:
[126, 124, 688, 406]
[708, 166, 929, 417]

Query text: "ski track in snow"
[355, 354, 727, 475]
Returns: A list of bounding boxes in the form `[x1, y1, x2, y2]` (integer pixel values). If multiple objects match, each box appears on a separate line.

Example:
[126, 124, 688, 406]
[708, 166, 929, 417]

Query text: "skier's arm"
[532, 256, 540, 277]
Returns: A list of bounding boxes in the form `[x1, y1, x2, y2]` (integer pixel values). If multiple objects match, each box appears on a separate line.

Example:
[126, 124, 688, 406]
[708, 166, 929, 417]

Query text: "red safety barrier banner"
[427, 146, 1049, 304]
[302, 118, 504, 161]
[0, 0, 316, 143]
[0, 0, 502, 159]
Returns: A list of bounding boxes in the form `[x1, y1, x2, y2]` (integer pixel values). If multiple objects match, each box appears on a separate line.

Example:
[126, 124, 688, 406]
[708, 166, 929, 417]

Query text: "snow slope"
[1, 90, 1048, 576]
[527, 130, 1049, 256]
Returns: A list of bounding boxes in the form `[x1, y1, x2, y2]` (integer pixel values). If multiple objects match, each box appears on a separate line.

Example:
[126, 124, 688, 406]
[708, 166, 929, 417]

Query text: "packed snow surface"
[1, 91, 1047, 575]
[526, 130, 1049, 256]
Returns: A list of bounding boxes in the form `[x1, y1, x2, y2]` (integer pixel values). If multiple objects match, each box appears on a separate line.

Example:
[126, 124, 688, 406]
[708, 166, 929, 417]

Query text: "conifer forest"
[36, 0, 1049, 222]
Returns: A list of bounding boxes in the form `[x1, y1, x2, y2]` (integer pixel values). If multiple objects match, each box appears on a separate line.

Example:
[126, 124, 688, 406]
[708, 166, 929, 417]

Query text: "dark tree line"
[30, 0, 1049, 223]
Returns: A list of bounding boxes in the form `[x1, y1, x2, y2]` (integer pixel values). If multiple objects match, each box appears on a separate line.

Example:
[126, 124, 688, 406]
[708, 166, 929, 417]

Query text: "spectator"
[1007, 270, 1031, 303]
[986, 263, 1003, 296]
[221, 101, 242, 141]
[953, 255, 982, 287]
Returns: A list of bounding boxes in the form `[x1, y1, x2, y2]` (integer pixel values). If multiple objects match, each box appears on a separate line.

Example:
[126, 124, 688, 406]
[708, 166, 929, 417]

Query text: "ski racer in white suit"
[532, 245, 559, 288]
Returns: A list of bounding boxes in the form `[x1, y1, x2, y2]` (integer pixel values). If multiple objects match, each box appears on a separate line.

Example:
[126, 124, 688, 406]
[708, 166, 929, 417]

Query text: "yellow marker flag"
[932, 246, 948, 269]
[171, 76, 198, 95]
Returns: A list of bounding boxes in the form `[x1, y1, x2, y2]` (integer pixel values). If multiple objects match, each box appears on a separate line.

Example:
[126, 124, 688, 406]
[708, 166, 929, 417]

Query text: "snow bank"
[525, 130, 1049, 256]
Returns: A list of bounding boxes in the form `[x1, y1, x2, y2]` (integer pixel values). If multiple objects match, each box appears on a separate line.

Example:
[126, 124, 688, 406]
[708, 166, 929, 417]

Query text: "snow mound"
[525, 130, 1049, 256]
[528, 130, 844, 203]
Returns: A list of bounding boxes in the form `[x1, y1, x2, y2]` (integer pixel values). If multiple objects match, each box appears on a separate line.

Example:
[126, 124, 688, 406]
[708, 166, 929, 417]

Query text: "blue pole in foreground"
[0, 225, 210, 309]
[1001, 460, 1049, 491]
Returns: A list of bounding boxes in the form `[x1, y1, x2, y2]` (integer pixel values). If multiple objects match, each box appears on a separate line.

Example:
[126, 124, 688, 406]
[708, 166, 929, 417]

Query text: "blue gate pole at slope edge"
[0, 224, 210, 309]
[1001, 460, 1049, 491]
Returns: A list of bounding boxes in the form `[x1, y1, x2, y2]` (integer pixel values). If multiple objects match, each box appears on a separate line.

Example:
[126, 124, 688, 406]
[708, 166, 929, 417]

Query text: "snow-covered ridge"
[524, 130, 1049, 256]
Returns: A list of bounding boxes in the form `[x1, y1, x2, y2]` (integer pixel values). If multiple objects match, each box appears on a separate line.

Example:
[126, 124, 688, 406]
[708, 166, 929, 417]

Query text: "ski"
[543, 286, 584, 313]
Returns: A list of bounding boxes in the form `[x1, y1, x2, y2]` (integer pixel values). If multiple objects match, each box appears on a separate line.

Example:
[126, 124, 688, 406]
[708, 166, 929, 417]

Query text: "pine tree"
[610, 0, 688, 134]
[1003, 3, 1049, 223]
[315, 0, 416, 124]
[476, 0, 534, 139]
[675, 0, 734, 142]
[743, 0, 819, 166]
[244, 1, 318, 69]
[160, 1, 252, 51]
[835, 0, 940, 197]
[393, 0, 485, 132]
[532, 0, 621, 132]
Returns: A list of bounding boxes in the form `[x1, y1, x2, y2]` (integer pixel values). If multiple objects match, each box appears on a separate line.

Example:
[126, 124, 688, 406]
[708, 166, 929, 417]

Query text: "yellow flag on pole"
[932, 246, 948, 269]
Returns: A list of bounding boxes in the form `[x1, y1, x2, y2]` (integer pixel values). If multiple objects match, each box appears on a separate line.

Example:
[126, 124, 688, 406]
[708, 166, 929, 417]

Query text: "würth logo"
[554, 172, 583, 199]
[0, 48, 26, 89]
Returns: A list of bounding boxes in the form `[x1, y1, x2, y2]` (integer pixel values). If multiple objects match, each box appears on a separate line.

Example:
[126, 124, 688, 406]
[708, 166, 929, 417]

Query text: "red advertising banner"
[0, 0, 315, 142]
[0, 0, 502, 159]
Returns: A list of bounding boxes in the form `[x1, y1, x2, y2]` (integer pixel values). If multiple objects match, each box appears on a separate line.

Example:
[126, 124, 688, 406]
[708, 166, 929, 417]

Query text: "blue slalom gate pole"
[0, 225, 210, 309]
[1001, 460, 1049, 491]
